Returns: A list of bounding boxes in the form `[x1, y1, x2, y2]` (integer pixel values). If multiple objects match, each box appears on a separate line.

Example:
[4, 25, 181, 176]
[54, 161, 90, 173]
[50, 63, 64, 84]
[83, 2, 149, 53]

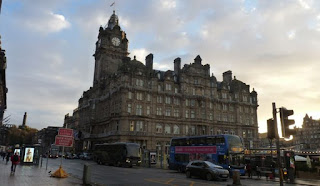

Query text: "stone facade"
[65, 11, 259, 154]
[0, 35, 7, 127]
[294, 115, 320, 151]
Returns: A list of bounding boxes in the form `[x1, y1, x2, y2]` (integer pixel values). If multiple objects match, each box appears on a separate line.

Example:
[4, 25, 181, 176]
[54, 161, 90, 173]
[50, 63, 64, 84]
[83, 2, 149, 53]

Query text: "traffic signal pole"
[273, 102, 283, 186]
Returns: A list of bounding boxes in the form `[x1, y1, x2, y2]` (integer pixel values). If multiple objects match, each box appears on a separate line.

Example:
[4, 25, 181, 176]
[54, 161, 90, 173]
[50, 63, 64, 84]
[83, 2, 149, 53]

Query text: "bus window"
[207, 137, 216, 145]
[216, 136, 225, 144]
[179, 139, 187, 146]
[199, 137, 206, 145]
[189, 138, 198, 146]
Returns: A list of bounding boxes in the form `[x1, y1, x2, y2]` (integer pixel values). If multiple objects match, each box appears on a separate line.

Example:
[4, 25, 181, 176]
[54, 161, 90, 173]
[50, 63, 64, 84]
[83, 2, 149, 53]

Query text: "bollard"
[83, 164, 92, 185]
[232, 170, 241, 185]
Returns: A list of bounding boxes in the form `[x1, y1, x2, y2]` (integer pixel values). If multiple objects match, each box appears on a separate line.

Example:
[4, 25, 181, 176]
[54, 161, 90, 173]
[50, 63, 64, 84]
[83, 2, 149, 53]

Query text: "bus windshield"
[126, 144, 140, 157]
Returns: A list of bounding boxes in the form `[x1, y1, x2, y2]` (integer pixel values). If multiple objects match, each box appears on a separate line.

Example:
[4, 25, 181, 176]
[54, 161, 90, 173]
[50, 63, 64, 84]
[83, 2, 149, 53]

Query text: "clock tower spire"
[93, 10, 129, 85]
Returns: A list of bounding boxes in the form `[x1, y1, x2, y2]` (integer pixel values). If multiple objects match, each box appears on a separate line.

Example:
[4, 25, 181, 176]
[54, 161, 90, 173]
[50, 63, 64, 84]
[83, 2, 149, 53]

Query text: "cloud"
[2, 0, 320, 133]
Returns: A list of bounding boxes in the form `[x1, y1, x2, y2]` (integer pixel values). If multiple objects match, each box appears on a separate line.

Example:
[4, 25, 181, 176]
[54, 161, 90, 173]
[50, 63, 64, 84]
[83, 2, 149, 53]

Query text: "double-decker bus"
[93, 142, 141, 167]
[169, 134, 245, 175]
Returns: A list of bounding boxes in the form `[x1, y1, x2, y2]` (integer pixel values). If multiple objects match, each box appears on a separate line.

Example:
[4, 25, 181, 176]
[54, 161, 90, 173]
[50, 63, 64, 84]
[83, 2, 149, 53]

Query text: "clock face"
[111, 37, 120, 46]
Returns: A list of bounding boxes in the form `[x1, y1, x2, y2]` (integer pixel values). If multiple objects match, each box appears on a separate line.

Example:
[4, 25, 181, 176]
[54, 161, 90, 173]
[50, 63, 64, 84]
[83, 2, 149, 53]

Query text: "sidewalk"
[0, 159, 83, 186]
[241, 176, 320, 186]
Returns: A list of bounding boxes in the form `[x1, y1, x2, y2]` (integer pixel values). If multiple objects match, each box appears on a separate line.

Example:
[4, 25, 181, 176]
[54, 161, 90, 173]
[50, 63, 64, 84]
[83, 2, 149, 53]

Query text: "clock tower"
[93, 10, 129, 85]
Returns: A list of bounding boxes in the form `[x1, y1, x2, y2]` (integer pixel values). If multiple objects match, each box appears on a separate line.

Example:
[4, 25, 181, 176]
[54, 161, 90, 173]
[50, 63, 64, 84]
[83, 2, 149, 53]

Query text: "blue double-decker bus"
[168, 134, 245, 175]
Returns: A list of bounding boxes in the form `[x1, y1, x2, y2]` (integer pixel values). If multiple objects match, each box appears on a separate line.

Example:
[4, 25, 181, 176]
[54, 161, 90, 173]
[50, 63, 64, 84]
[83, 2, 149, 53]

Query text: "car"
[185, 160, 229, 181]
[65, 152, 73, 159]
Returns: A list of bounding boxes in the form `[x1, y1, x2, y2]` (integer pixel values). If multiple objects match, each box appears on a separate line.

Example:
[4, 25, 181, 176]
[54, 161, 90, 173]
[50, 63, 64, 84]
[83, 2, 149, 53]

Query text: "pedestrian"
[5, 153, 10, 165]
[256, 165, 261, 178]
[246, 162, 252, 178]
[10, 152, 20, 173]
[2, 152, 5, 161]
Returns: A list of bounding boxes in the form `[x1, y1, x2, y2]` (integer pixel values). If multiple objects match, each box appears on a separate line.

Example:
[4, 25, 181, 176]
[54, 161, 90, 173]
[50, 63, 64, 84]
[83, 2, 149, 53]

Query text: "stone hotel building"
[64, 11, 259, 155]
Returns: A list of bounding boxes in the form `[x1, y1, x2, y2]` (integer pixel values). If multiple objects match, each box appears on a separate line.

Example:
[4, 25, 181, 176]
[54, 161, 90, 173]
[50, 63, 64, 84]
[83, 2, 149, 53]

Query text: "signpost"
[52, 127, 73, 178]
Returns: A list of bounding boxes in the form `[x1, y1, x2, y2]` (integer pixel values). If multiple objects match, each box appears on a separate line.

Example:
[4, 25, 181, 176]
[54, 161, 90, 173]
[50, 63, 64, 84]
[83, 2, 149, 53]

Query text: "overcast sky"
[1, 0, 320, 133]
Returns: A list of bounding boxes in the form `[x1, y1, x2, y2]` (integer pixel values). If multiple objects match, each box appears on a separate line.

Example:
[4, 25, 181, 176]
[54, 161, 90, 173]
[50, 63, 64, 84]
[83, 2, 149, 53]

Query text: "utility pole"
[273, 102, 283, 186]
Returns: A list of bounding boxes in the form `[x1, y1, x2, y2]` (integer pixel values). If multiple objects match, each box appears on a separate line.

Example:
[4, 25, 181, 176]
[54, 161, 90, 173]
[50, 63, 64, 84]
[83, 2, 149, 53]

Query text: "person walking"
[246, 162, 252, 178]
[5, 153, 10, 165]
[11, 152, 20, 173]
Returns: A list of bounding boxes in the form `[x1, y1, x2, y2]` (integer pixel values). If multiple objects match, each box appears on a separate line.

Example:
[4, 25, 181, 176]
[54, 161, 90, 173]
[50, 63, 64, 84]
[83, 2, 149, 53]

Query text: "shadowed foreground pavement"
[0, 159, 82, 186]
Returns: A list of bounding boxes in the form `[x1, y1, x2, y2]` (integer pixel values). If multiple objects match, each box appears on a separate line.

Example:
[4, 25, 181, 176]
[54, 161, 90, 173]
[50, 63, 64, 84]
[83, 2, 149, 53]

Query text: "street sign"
[58, 128, 73, 137]
[55, 136, 73, 147]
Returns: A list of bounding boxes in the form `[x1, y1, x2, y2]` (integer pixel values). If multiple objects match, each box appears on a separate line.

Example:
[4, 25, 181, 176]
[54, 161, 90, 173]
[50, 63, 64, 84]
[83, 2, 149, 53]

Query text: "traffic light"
[280, 107, 296, 138]
[267, 119, 276, 139]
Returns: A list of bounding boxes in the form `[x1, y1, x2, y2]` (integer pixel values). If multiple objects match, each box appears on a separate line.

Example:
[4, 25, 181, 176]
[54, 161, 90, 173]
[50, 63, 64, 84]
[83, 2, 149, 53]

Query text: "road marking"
[166, 178, 175, 184]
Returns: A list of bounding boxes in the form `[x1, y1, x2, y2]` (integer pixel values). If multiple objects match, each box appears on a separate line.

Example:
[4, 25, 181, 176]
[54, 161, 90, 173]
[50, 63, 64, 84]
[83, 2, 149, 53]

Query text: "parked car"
[72, 154, 79, 159]
[65, 152, 73, 159]
[185, 160, 229, 181]
[82, 153, 93, 160]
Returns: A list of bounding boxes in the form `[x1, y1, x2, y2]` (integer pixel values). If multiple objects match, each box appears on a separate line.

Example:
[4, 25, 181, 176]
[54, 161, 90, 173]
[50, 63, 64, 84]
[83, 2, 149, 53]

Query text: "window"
[157, 96, 162, 103]
[136, 105, 142, 115]
[248, 130, 253, 138]
[136, 79, 143, 87]
[224, 129, 229, 134]
[156, 123, 163, 133]
[216, 104, 221, 110]
[136, 121, 143, 131]
[223, 104, 228, 111]
[173, 125, 180, 134]
[210, 127, 214, 135]
[147, 94, 151, 102]
[230, 114, 235, 122]
[210, 102, 213, 109]
[185, 99, 189, 106]
[130, 121, 134, 131]
[190, 99, 195, 107]
[174, 109, 179, 117]
[165, 108, 171, 116]
[190, 126, 196, 135]
[202, 112, 206, 119]
[127, 104, 132, 113]
[222, 93, 227, 99]
[229, 105, 234, 111]
[192, 88, 196, 95]
[251, 117, 254, 124]
[194, 79, 198, 85]
[156, 107, 162, 115]
[158, 85, 162, 91]
[185, 110, 189, 118]
[165, 84, 172, 91]
[191, 110, 195, 118]
[202, 126, 206, 135]
[222, 114, 228, 122]
[136, 92, 143, 100]
[174, 87, 178, 93]
[165, 124, 171, 134]
[165, 97, 171, 104]
[128, 92, 132, 99]
[217, 129, 222, 135]
[230, 129, 235, 135]
[174, 98, 180, 105]
[209, 113, 213, 120]
[146, 106, 151, 115]
[239, 106, 243, 112]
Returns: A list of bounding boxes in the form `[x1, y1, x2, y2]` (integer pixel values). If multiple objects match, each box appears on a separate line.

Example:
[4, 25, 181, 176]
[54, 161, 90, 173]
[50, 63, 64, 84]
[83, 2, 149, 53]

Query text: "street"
[44, 158, 320, 186]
